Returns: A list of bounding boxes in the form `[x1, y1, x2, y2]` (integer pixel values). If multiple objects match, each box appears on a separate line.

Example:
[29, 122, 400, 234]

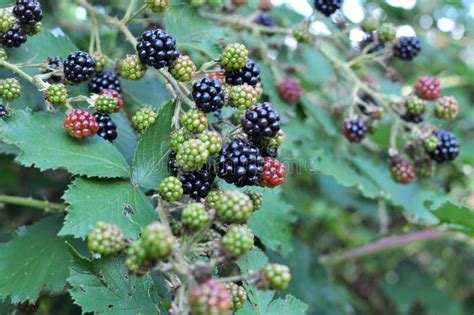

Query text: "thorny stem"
[0, 195, 65, 213]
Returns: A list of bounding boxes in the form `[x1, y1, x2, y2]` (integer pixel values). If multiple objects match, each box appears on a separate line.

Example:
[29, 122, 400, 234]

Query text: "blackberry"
[258, 264, 291, 291]
[91, 51, 107, 72]
[181, 202, 209, 230]
[405, 95, 426, 115]
[142, 222, 174, 260]
[87, 221, 125, 255]
[254, 13, 276, 27]
[220, 43, 249, 71]
[159, 176, 183, 202]
[168, 151, 180, 175]
[361, 17, 379, 33]
[216, 190, 254, 223]
[190, 280, 231, 315]
[100, 89, 123, 112]
[342, 117, 368, 143]
[95, 94, 118, 114]
[225, 282, 247, 312]
[63, 109, 100, 139]
[390, 159, 416, 184]
[181, 108, 208, 134]
[357, 93, 383, 118]
[46, 83, 68, 105]
[221, 224, 254, 257]
[217, 139, 264, 187]
[415, 159, 436, 178]
[427, 130, 460, 163]
[0, 104, 8, 117]
[259, 157, 286, 188]
[147, 0, 170, 12]
[416, 76, 441, 101]
[293, 24, 312, 44]
[118, 54, 147, 80]
[0, 78, 22, 101]
[227, 83, 258, 110]
[245, 191, 263, 211]
[0, 47, 7, 61]
[169, 54, 196, 82]
[314, 0, 342, 17]
[379, 23, 397, 43]
[278, 77, 301, 103]
[63, 51, 97, 84]
[169, 128, 191, 152]
[199, 130, 223, 155]
[13, 0, 43, 26]
[132, 106, 157, 133]
[125, 240, 149, 276]
[0, 11, 15, 33]
[88, 71, 121, 94]
[42, 56, 64, 82]
[360, 32, 385, 53]
[225, 59, 261, 86]
[179, 163, 216, 200]
[192, 77, 225, 113]
[176, 139, 209, 172]
[400, 112, 424, 124]
[393, 36, 421, 61]
[93, 112, 118, 142]
[207, 190, 223, 208]
[435, 96, 458, 120]
[1, 27, 27, 48]
[241, 102, 281, 141]
[136, 28, 179, 69]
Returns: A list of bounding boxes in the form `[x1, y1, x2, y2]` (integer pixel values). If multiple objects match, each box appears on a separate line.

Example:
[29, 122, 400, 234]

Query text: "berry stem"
[216, 272, 259, 283]
[0, 195, 65, 213]
[0, 60, 46, 90]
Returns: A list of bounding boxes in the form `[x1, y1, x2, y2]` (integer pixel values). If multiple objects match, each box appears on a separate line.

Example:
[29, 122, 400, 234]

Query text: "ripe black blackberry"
[342, 117, 368, 143]
[94, 112, 118, 142]
[168, 151, 180, 175]
[360, 32, 385, 53]
[314, 0, 341, 17]
[225, 59, 261, 87]
[1, 27, 27, 48]
[88, 71, 122, 94]
[254, 13, 276, 27]
[357, 93, 381, 116]
[192, 77, 224, 113]
[401, 112, 424, 124]
[393, 36, 421, 61]
[42, 56, 64, 82]
[428, 130, 460, 163]
[0, 104, 8, 117]
[241, 102, 281, 141]
[217, 139, 264, 187]
[13, 0, 43, 26]
[63, 51, 97, 84]
[136, 29, 179, 69]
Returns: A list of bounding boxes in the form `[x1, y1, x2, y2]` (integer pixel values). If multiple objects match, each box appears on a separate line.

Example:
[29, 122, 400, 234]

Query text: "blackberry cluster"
[314, 0, 341, 17]
[225, 59, 261, 86]
[342, 117, 368, 143]
[42, 56, 64, 82]
[241, 102, 281, 141]
[136, 29, 179, 69]
[13, 0, 43, 26]
[93, 112, 118, 142]
[254, 13, 276, 27]
[217, 139, 264, 187]
[1, 27, 27, 48]
[63, 51, 97, 84]
[0, 104, 8, 117]
[393, 36, 421, 61]
[427, 130, 460, 163]
[88, 71, 121, 94]
[192, 77, 225, 113]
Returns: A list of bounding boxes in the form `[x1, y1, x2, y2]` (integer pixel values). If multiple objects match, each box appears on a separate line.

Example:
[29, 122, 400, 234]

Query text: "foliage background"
[0, 0, 473, 314]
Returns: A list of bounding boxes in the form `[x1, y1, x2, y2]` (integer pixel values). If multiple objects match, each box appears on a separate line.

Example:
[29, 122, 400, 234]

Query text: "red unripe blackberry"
[100, 89, 123, 112]
[277, 77, 301, 103]
[390, 159, 416, 185]
[136, 29, 179, 69]
[259, 157, 286, 188]
[190, 280, 231, 315]
[343, 117, 368, 143]
[415, 76, 441, 100]
[64, 109, 99, 139]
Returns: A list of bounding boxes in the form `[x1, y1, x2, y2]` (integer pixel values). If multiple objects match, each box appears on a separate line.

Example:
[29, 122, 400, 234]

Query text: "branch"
[0, 195, 65, 213]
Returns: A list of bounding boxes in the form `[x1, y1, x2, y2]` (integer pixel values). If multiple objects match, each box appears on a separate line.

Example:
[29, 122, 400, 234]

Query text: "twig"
[0, 195, 65, 213]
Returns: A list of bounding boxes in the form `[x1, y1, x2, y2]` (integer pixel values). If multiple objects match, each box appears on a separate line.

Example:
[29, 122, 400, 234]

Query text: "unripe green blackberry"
[118, 54, 147, 80]
[87, 221, 125, 256]
[423, 135, 439, 152]
[190, 0, 206, 7]
[170, 219, 182, 237]
[170, 128, 191, 151]
[220, 43, 249, 71]
[405, 96, 426, 115]
[170, 55, 196, 82]
[0, 11, 15, 33]
[199, 131, 223, 155]
[379, 23, 397, 43]
[225, 282, 247, 312]
[46, 84, 68, 105]
[0, 78, 21, 102]
[360, 17, 377, 32]
[132, 106, 157, 133]
[125, 240, 149, 276]
[435, 96, 459, 120]
[292, 25, 312, 44]
[216, 190, 254, 223]
[222, 225, 254, 257]
[181, 202, 210, 230]
[159, 176, 183, 202]
[190, 280, 231, 315]
[245, 191, 263, 211]
[24, 22, 42, 36]
[181, 109, 208, 133]
[91, 51, 108, 73]
[207, 190, 223, 208]
[147, 0, 170, 12]
[142, 222, 174, 260]
[0, 47, 7, 62]
[230, 110, 245, 125]
[227, 83, 258, 110]
[260, 129, 284, 149]
[258, 263, 291, 291]
[95, 94, 118, 114]
[415, 159, 436, 178]
[176, 139, 210, 172]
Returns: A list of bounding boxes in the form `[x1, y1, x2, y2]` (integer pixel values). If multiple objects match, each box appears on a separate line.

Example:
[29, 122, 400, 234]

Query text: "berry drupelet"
[88, 71, 121, 94]
[13, 0, 43, 26]
[225, 59, 261, 87]
[314, 0, 342, 17]
[427, 130, 460, 163]
[1, 27, 27, 48]
[254, 13, 276, 27]
[136, 29, 179, 69]
[63, 51, 97, 84]
[217, 139, 264, 187]
[342, 117, 368, 143]
[192, 77, 225, 113]
[93, 112, 118, 142]
[393, 36, 421, 61]
[241, 102, 281, 141]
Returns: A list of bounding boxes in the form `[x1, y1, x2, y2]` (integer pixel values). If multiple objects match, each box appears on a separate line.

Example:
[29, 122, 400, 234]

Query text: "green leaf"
[0, 110, 131, 178]
[429, 201, 474, 233]
[0, 217, 71, 303]
[113, 112, 139, 165]
[248, 188, 295, 256]
[60, 177, 157, 239]
[121, 75, 172, 108]
[237, 248, 308, 315]
[68, 251, 160, 315]
[132, 102, 174, 190]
